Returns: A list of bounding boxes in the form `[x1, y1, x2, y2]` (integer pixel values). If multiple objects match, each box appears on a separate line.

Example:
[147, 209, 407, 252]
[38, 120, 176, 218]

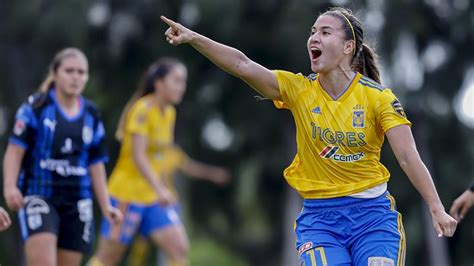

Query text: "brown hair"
[115, 57, 184, 141]
[38, 48, 88, 93]
[322, 7, 381, 83]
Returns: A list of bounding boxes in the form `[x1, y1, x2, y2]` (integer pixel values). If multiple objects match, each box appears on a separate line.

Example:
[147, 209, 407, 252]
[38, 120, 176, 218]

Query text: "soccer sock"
[127, 237, 151, 266]
[86, 256, 105, 266]
[167, 259, 188, 266]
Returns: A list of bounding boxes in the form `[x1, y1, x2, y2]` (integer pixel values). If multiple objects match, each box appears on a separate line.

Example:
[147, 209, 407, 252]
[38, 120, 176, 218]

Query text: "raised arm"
[386, 125, 457, 237]
[179, 157, 230, 186]
[161, 16, 281, 100]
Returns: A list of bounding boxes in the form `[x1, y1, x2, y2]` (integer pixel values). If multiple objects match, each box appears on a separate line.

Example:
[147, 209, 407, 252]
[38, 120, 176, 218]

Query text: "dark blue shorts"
[18, 196, 94, 253]
[295, 191, 405, 266]
[100, 197, 182, 245]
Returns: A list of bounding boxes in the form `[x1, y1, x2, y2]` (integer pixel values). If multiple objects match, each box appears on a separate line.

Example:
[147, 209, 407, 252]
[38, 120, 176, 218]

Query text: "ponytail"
[354, 43, 381, 83]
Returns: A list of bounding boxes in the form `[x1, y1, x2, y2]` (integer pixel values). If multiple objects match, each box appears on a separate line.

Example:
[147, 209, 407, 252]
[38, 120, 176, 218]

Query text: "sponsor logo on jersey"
[319, 145, 365, 162]
[39, 159, 87, 177]
[13, 120, 26, 136]
[391, 99, 406, 117]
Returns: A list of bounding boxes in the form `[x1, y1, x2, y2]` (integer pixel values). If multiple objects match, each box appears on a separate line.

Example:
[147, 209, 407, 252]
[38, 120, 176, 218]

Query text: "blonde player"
[89, 57, 229, 266]
[161, 7, 457, 265]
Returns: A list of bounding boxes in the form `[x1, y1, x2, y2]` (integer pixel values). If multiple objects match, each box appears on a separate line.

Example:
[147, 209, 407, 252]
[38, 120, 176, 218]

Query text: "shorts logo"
[368, 257, 394, 266]
[319, 146, 365, 162]
[25, 197, 50, 230]
[298, 242, 313, 256]
[13, 120, 26, 136]
[77, 199, 93, 243]
[391, 99, 406, 117]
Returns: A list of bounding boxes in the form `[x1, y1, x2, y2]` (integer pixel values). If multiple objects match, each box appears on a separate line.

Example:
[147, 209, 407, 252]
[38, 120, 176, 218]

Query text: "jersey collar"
[317, 72, 361, 102]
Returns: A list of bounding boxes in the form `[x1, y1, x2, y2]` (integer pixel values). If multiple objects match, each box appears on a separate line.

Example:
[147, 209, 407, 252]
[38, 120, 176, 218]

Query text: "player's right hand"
[449, 189, 474, 222]
[0, 207, 11, 231]
[4, 186, 24, 211]
[155, 186, 176, 207]
[161, 16, 194, 45]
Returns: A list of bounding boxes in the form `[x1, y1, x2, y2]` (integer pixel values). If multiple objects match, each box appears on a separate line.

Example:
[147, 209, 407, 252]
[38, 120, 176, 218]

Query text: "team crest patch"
[352, 110, 365, 128]
[13, 120, 26, 136]
[391, 99, 406, 117]
[82, 126, 93, 145]
[298, 242, 313, 256]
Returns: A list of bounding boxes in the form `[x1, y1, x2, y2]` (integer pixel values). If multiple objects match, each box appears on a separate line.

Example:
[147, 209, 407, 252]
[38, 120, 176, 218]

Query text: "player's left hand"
[431, 209, 457, 237]
[0, 207, 11, 231]
[208, 167, 231, 186]
[104, 205, 123, 225]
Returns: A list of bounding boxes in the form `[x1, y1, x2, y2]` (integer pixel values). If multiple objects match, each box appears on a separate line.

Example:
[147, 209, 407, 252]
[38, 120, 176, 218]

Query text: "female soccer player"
[2, 48, 122, 266]
[89, 57, 230, 266]
[0, 207, 11, 231]
[161, 7, 457, 265]
[450, 181, 474, 222]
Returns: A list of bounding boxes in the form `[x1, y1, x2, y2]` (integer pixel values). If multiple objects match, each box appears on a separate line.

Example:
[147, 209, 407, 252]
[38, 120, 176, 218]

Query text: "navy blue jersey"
[9, 89, 108, 201]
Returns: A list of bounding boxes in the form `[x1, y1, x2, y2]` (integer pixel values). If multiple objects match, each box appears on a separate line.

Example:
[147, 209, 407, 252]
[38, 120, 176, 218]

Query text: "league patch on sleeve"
[391, 99, 406, 117]
[13, 120, 26, 136]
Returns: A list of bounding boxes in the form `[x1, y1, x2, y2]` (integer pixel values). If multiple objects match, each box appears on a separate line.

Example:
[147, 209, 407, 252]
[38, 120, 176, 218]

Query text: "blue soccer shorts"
[295, 191, 405, 266]
[100, 196, 182, 245]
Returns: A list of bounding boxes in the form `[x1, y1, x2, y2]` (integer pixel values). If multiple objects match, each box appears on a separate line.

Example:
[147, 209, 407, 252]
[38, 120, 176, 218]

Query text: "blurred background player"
[2, 48, 122, 266]
[450, 181, 474, 222]
[89, 57, 230, 266]
[0, 207, 11, 231]
[161, 6, 457, 265]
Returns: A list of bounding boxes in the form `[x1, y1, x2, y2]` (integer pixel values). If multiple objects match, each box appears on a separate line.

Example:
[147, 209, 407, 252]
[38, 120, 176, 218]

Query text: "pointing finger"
[161, 16, 177, 27]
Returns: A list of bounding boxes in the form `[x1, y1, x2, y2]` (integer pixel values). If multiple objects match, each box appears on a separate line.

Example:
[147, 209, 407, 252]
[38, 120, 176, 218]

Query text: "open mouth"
[310, 47, 322, 61]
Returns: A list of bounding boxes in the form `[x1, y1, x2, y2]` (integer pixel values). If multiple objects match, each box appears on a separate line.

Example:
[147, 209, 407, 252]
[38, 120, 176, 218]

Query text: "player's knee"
[167, 238, 189, 260]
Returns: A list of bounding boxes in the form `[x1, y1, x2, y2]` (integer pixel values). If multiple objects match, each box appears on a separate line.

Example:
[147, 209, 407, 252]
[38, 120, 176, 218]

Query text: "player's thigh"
[351, 210, 405, 266]
[149, 224, 189, 258]
[19, 196, 59, 266]
[57, 248, 82, 266]
[24, 232, 57, 266]
[141, 203, 188, 257]
[57, 198, 95, 254]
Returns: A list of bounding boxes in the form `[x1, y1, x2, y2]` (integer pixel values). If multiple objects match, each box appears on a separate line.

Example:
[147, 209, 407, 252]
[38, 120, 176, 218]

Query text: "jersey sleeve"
[88, 113, 109, 165]
[9, 101, 38, 149]
[272, 70, 307, 110]
[376, 89, 412, 133]
[126, 102, 150, 136]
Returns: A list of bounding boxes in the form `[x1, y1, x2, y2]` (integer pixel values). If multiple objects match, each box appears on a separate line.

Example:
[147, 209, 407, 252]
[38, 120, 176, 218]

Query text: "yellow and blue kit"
[101, 95, 187, 244]
[274, 70, 409, 265]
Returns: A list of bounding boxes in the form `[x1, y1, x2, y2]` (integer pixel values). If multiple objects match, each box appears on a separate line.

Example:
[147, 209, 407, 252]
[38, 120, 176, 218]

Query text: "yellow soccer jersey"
[273, 70, 411, 199]
[108, 95, 187, 204]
